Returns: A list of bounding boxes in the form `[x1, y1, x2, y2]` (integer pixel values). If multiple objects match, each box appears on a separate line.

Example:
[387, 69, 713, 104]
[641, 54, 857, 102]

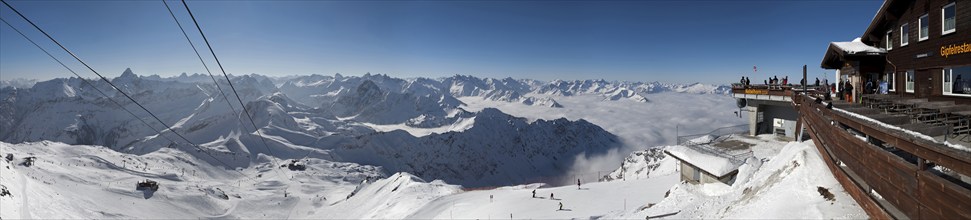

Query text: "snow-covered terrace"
[798, 94, 971, 219]
[831, 96, 971, 153]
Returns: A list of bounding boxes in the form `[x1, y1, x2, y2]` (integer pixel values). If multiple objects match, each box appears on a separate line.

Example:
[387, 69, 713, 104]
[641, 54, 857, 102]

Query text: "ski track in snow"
[19, 169, 31, 220]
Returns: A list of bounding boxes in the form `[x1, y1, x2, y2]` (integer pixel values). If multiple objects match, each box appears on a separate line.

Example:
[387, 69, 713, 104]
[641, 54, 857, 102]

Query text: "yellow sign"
[941, 42, 971, 58]
[744, 89, 769, 95]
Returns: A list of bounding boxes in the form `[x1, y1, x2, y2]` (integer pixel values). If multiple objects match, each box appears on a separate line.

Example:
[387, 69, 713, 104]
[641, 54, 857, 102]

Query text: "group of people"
[526, 179, 582, 211]
[739, 77, 751, 86]
[736, 73, 899, 104]
[839, 80, 853, 102]
[863, 78, 890, 95]
[738, 75, 794, 88]
[834, 77, 891, 103]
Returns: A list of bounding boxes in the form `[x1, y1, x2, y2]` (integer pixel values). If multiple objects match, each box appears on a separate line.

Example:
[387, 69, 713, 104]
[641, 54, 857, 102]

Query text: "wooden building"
[664, 145, 742, 186]
[823, 0, 971, 104]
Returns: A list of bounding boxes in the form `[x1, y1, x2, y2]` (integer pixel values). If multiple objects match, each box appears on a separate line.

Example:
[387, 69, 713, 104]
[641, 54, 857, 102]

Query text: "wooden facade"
[829, 0, 971, 104]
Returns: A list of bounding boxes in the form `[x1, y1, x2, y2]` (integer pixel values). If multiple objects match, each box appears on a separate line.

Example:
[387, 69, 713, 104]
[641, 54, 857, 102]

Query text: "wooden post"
[795, 117, 803, 141]
[802, 65, 808, 92]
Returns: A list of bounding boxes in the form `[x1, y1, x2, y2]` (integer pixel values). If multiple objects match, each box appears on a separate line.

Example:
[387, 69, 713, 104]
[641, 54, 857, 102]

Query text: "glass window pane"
[886, 32, 892, 49]
[902, 24, 909, 43]
[906, 71, 915, 92]
[945, 69, 952, 93]
[944, 4, 956, 32]
[920, 16, 929, 39]
[886, 73, 894, 90]
[953, 67, 971, 95]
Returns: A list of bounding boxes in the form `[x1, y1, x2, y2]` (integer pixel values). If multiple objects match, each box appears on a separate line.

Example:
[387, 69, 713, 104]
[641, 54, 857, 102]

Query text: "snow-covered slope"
[0, 141, 384, 219]
[628, 136, 867, 219]
[602, 148, 676, 181]
[329, 80, 467, 126]
[334, 108, 620, 187]
[2, 70, 798, 219]
[0, 137, 867, 219]
[319, 172, 462, 219]
[1, 69, 629, 188]
[520, 96, 563, 108]
[603, 87, 649, 102]
[407, 174, 681, 219]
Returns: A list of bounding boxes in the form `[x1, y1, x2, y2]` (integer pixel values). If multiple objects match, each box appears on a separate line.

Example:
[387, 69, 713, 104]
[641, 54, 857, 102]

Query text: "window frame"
[943, 67, 971, 97]
[886, 30, 893, 50]
[944, 68, 952, 94]
[942, 2, 956, 35]
[919, 14, 929, 41]
[886, 72, 896, 92]
[905, 70, 915, 93]
[900, 23, 909, 46]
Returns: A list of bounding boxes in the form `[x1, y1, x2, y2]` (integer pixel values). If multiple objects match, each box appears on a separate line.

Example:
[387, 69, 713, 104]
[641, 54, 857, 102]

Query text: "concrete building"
[731, 86, 800, 139]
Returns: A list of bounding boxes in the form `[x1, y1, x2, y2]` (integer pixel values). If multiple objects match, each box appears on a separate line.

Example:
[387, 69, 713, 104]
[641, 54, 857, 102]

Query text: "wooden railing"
[796, 95, 971, 219]
[730, 84, 829, 97]
[730, 86, 794, 97]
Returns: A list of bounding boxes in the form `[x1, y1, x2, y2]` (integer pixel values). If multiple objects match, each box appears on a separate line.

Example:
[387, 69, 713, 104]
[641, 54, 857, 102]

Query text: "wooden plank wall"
[802, 110, 893, 219]
[796, 95, 971, 219]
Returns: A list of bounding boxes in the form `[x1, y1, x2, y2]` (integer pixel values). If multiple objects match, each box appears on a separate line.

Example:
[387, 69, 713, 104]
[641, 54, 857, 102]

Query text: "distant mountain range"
[0, 69, 728, 186]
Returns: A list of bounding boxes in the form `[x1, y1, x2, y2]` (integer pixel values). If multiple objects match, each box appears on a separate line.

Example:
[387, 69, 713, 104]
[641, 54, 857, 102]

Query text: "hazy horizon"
[0, 68, 746, 86]
[2, 1, 881, 84]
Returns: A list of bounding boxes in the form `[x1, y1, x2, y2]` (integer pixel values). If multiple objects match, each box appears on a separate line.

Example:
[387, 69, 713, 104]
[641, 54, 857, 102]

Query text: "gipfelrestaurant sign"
[941, 42, 971, 58]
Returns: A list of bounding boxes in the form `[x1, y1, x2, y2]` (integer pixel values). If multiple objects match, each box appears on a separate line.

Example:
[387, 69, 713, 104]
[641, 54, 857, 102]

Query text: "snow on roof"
[830, 40, 886, 55]
[665, 145, 743, 177]
[832, 106, 971, 153]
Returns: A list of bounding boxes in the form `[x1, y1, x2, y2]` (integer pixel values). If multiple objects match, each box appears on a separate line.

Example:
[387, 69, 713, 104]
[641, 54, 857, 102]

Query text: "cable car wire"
[0, 0, 256, 182]
[180, 0, 277, 157]
[161, 0, 241, 119]
[0, 17, 181, 149]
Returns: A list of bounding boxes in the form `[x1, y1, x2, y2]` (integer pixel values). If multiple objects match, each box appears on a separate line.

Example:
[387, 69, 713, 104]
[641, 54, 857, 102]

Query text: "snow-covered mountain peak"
[111, 68, 140, 84]
[355, 80, 384, 98]
[472, 108, 509, 120]
[121, 67, 136, 78]
[0, 78, 38, 89]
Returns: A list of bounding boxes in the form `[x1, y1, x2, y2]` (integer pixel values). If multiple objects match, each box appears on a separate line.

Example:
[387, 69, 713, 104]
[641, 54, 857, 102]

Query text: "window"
[900, 23, 909, 46]
[886, 30, 893, 50]
[885, 72, 895, 92]
[919, 14, 929, 41]
[945, 69, 951, 93]
[905, 70, 915, 93]
[943, 2, 956, 35]
[944, 66, 971, 96]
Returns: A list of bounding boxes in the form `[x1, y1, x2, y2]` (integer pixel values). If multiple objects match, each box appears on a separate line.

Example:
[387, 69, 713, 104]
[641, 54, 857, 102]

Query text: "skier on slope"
[550, 193, 554, 200]
[577, 179, 581, 190]
[559, 202, 563, 210]
[532, 189, 536, 198]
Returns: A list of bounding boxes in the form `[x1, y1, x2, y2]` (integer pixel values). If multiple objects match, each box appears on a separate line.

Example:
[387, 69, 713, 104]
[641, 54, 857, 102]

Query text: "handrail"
[676, 124, 748, 145]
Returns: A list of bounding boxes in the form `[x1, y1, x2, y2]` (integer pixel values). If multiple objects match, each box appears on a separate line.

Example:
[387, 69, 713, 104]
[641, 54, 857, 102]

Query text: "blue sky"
[0, 0, 882, 84]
